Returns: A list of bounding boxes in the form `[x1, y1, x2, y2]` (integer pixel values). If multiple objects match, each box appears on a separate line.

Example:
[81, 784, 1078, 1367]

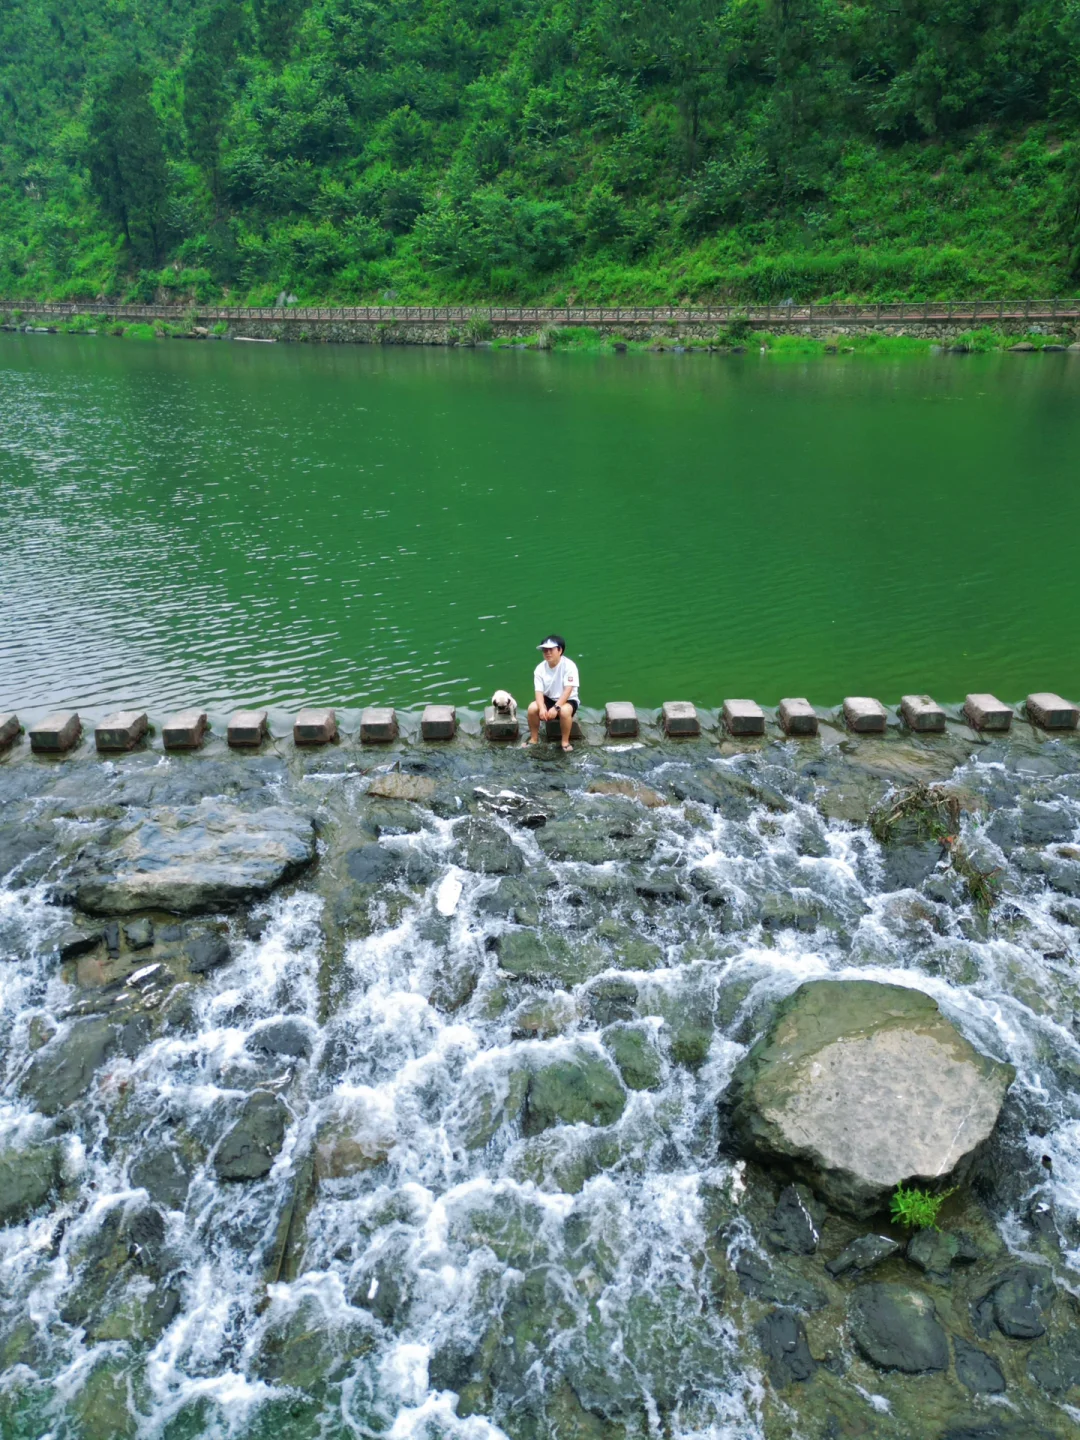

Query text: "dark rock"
[493, 929, 602, 986]
[849, 1283, 948, 1372]
[123, 918, 153, 950]
[453, 818, 524, 875]
[632, 871, 689, 903]
[349, 1232, 416, 1328]
[825, 1234, 899, 1278]
[906, 1227, 979, 1281]
[71, 800, 316, 914]
[585, 978, 639, 1026]
[0, 1142, 63, 1225]
[601, 1024, 662, 1091]
[214, 1091, 290, 1180]
[953, 1337, 1006, 1394]
[54, 925, 103, 961]
[766, 1183, 825, 1255]
[345, 843, 404, 885]
[20, 1015, 118, 1114]
[185, 932, 232, 973]
[756, 1309, 816, 1386]
[254, 1297, 373, 1387]
[248, 1017, 314, 1059]
[1026, 1331, 1080, 1397]
[103, 920, 121, 957]
[129, 1144, 194, 1210]
[728, 979, 1014, 1217]
[987, 1265, 1055, 1339]
[735, 1251, 826, 1311]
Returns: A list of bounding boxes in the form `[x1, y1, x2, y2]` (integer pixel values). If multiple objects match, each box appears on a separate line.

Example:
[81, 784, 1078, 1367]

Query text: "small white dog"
[491, 689, 518, 719]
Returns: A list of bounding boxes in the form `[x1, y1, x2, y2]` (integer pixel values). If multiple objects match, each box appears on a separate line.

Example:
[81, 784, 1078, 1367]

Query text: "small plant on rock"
[890, 1183, 955, 1230]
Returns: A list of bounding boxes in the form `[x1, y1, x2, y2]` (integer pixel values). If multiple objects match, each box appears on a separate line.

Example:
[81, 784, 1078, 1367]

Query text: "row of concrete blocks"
[5, 692, 1078, 755]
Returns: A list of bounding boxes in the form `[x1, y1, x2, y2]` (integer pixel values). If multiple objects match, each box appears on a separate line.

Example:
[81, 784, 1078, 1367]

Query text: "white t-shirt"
[534, 655, 580, 702]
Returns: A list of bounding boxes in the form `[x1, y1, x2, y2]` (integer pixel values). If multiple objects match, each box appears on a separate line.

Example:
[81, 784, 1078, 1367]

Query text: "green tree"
[182, 3, 243, 201]
[85, 64, 169, 263]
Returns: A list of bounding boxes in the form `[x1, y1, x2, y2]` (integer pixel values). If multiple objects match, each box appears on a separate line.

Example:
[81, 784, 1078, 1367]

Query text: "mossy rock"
[71, 1357, 143, 1440]
[602, 1023, 663, 1090]
[523, 1047, 626, 1135]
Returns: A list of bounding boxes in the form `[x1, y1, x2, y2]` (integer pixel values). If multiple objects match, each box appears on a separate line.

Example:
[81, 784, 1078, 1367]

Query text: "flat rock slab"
[360, 707, 398, 742]
[484, 704, 520, 741]
[728, 979, 1014, 1217]
[778, 698, 818, 736]
[421, 704, 456, 740]
[543, 715, 585, 740]
[850, 1284, 948, 1373]
[723, 699, 765, 736]
[29, 711, 82, 753]
[70, 798, 316, 915]
[162, 710, 208, 750]
[662, 701, 700, 736]
[605, 702, 639, 737]
[0, 713, 20, 750]
[95, 710, 148, 752]
[1027, 692, 1078, 730]
[900, 694, 946, 733]
[228, 710, 268, 747]
[843, 697, 887, 733]
[965, 693, 1012, 731]
[293, 707, 337, 745]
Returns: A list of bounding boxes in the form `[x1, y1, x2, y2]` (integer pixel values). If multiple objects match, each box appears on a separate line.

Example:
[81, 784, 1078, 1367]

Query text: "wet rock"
[214, 1091, 290, 1180]
[766, 1183, 825, 1255]
[0, 823, 58, 888]
[538, 818, 653, 864]
[987, 1264, 1056, 1339]
[760, 892, 830, 932]
[585, 977, 639, 1026]
[0, 1141, 63, 1225]
[475, 876, 544, 923]
[728, 979, 1015, 1217]
[249, 1017, 314, 1059]
[123, 918, 153, 949]
[734, 1251, 826, 1310]
[1026, 1331, 1080, 1397]
[954, 1337, 1006, 1394]
[70, 800, 316, 914]
[129, 1143, 194, 1210]
[453, 818, 524, 874]
[601, 1024, 662, 1090]
[632, 870, 689, 903]
[345, 842, 408, 885]
[510, 994, 577, 1040]
[493, 929, 604, 986]
[522, 1047, 626, 1135]
[184, 930, 232, 973]
[756, 1309, 816, 1386]
[349, 1232, 416, 1326]
[20, 1015, 119, 1114]
[825, 1234, 899, 1278]
[54, 924, 103, 960]
[849, 1283, 948, 1372]
[367, 773, 435, 802]
[254, 1297, 374, 1387]
[314, 1100, 396, 1180]
[906, 1227, 979, 1281]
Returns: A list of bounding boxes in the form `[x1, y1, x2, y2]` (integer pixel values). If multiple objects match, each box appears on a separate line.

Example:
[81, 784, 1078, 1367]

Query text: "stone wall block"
[95, 711, 149, 752]
[723, 699, 765, 736]
[605, 702, 639, 737]
[778, 698, 818, 736]
[228, 710, 269, 747]
[964, 694, 1013, 731]
[0, 713, 21, 750]
[293, 708, 337, 745]
[662, 701, 700, 736]
[29, 711, 82, 753]
[900, 695, 946, 733]
[484, 705, 520, 741]
[421, 705, 456, 740]
[843, 697, 887, 733]
[1026, 693, 1079, 730]
[162, 710, 208, 750]
[360, 707, 398, 742]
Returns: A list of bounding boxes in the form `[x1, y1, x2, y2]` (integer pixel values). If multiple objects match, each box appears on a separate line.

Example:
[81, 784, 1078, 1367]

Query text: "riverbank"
[1, 718, 1078, 1439]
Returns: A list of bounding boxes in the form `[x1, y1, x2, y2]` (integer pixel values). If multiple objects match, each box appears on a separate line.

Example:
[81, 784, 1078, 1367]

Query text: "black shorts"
[544, 697, 579, 715]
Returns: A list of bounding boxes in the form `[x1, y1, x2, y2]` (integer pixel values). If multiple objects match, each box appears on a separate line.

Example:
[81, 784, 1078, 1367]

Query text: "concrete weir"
[0, 713, 20, 751]
[95, 710, 148, 752]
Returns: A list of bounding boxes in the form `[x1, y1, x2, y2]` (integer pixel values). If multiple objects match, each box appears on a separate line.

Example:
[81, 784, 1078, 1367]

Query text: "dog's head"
[491, 689, 516, 715]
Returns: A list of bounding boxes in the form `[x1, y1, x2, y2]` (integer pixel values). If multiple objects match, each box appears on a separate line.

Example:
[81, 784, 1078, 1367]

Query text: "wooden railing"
[5, 299, 1080, 328]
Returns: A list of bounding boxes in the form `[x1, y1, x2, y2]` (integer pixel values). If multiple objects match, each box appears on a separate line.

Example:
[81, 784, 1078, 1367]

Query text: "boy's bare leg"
[560, 704, 573, 751]
[524, 701, 542, 745]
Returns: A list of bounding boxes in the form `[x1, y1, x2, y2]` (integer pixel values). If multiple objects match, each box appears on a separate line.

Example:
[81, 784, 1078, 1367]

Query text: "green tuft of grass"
[890, 1184, 956, 1230]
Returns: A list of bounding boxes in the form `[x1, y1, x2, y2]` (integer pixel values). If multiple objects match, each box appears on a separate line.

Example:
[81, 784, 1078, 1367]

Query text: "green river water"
[2, 334, 1079, 714]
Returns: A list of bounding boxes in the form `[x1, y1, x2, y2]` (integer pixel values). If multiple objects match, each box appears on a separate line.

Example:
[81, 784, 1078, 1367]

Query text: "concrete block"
[162, 709, 208, 750]
[484, 704, 520, 741]
[543, 714, 585, 741]
[29, 711, 81, 753]
[95, 710, 149, 752]
[662, 701, 700, 737]
[605, 702, 639, 737]
[964, 693, 1012, 732]
[421, 704, 456, 740]
[360, 706, 398, 742]
[227, 709, 268, 747]
[843, 697, 887, 733]
[294, 707, 337, 745]
[900, 694, 946, 733]
[723, 699, 765, 736]
[0, 713, 20, 750]
[778, 698, 818, 736]
[1026, 692, 1079, 730]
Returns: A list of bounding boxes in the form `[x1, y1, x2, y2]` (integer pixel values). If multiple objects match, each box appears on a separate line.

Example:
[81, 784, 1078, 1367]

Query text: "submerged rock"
[906, 1226, 979, 1281]
[766, 1184, 825, 1255]
[20, 1015, 120, 1114]
[954, 1337, 1006, 1395]
[0, 1141, 63, 1225]
[523, 1048, 626, 1135]
[849, 1282, 948, 1372]
[453, 818, 524, 874]
[728, 979, 1014, 1217]
[825, 1234, 899, 1278]
[756, 1309, 816, 1387]
[986, 1265, 1056, 1339]
[214, 1091, 290, 1180]
[70, 800, 316, 914]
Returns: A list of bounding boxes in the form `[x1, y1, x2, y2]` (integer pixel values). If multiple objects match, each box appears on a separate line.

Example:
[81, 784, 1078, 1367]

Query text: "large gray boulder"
[728, 980, 1014, 1217]
[0, 1142, 63, 1225]
[70, 799, 316, 914]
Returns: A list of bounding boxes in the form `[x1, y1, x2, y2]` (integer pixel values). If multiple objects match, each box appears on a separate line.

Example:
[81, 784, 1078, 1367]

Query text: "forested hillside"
[3, 0, 1080, 304]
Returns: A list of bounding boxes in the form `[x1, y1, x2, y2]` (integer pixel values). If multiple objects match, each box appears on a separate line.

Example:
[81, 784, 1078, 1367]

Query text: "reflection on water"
[2, 335, 1080, 713]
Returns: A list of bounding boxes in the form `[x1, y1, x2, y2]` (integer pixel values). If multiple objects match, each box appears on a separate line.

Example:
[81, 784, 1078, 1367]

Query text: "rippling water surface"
[2, 334, 1080, 715]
